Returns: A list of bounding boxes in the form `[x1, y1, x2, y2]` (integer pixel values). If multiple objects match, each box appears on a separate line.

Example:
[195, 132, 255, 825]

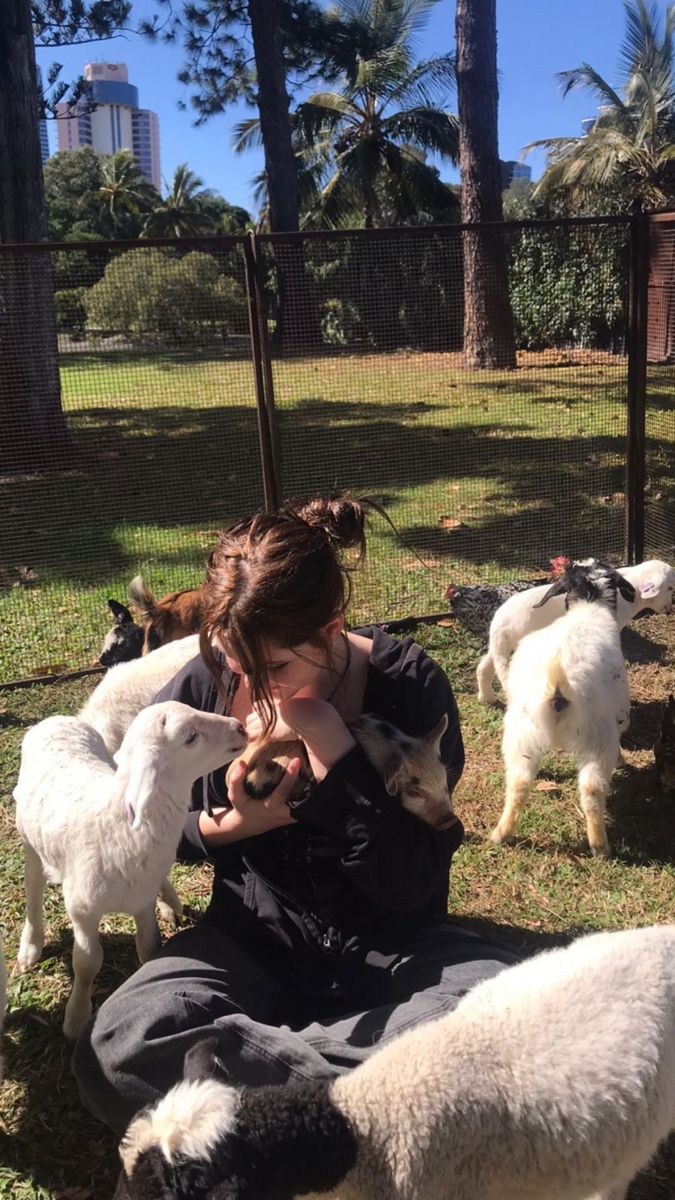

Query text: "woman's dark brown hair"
[199, 496, 367, 727]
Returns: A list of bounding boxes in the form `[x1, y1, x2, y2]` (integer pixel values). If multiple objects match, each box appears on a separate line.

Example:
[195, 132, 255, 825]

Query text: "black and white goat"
[115, 924, 675, 1200]
[491, 560, 635, 857]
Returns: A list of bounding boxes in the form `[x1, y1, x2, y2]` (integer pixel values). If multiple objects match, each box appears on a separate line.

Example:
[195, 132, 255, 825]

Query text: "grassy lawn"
[1, 346, 673, 681]
[1, 611, 675, 1197]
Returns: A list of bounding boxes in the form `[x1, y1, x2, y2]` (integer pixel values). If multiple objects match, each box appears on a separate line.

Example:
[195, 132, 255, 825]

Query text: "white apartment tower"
[56, 63, 161, 191]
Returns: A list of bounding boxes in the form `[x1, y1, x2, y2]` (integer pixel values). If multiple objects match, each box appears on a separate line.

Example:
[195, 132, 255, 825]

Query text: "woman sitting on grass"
[73, 495, 519, 1134]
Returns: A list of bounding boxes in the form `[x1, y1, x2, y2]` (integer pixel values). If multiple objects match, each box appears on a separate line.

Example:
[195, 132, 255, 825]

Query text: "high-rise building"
[56, 62, 161, 190]
[500, 160, 532, 189]
[37, 67, 50, 165]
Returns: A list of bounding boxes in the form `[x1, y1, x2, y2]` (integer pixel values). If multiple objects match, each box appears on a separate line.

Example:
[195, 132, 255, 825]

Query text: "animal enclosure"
[0, 215, 673, 681]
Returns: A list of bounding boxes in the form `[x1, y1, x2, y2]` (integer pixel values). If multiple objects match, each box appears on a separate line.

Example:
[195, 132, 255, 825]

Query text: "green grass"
[1, 346, 673, 679]
[1, 613, 675, 1197]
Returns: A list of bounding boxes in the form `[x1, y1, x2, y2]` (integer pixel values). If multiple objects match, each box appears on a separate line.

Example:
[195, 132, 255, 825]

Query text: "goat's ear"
[116, 741, 159, 831]
[109, 599, 135, 626]
[638, 578, 660, 600]
[183, 1036, 230, 1084]
[114, 1148, 174, 1200]
[382, 746, 405, 796]
[424, 713, 448, 752]
[612, 572, 636, 604]
[532, 578, 568, 608]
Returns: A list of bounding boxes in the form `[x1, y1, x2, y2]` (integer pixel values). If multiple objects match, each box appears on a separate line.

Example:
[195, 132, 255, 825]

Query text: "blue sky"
[37, 0, 637, 215]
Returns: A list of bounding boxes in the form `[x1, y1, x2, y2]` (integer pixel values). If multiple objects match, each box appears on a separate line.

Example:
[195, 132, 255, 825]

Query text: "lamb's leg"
[17, 843, 47, 971]
[63, 909, 103, 1041]
[491, 720, 541, 845]
[157, 876, 183, 924]
[134, 904, 162, 964]
[578, 759, 612, 858]
[476, 651, 498, 704]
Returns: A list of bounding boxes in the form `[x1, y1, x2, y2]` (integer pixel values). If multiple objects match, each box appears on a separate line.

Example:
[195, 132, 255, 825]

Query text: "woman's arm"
[289, 650, 465, 911]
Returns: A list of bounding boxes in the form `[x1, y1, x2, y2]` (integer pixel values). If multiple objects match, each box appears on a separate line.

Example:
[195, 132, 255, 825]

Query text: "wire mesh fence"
[0, 215, 672, 682]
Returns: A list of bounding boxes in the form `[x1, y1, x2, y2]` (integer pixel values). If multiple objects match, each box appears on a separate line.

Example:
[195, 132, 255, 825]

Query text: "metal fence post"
[625, 211, 649, 564]
[244, 230, 280, 511]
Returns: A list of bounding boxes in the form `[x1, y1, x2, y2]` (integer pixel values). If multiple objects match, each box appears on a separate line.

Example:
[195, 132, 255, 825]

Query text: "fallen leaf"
[31, 663, 68, 677]
[438, 516, 467, 531]
[436, 618, 454, 627]
[535, 780, 559, 792]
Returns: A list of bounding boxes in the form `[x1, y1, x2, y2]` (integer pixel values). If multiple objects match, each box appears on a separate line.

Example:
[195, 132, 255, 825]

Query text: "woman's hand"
[198, 757, 300, 845]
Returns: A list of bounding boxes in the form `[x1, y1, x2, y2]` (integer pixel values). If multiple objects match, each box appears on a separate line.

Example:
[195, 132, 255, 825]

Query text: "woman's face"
[222, 637, 334, 700]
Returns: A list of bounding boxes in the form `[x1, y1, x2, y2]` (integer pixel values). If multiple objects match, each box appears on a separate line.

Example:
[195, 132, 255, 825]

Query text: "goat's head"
[99, 600, 145, 667]
[114, 702, 247, 830]
[533, 559, 636, 612]
[634, 561, 675, 615]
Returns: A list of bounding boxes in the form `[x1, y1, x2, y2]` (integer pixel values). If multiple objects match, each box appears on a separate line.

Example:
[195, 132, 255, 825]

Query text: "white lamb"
[115, 923, 675, 1200]
[491, 563, 634, 857]
[477, 557, 675, 704]
[80, 634, 200, 756]
[14, 700, 246, 1040]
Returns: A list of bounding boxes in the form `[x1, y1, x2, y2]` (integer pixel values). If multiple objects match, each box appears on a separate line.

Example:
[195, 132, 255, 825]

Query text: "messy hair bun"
[288, 496, 367, 559]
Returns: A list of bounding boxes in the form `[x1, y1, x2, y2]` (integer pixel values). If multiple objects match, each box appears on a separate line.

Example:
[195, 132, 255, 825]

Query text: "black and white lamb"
[13, 700, 246, 1040]
[477, 557, 675, 704]
[115, 923, 675, 1200]
[491, 560, 635, 857]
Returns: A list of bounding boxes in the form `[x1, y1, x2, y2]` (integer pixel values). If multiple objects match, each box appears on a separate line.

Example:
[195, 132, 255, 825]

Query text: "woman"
[73, 497, 519, 1134]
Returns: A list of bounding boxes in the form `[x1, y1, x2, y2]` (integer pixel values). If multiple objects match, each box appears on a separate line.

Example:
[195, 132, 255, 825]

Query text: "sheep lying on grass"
[14, 701, 246, 1040]
[115, 923, 675, 1200]
[228, 713, 456, 830]
[477, 557, 675, 704]
[491, 561, 634, 858]
[80, 635, 200, 757]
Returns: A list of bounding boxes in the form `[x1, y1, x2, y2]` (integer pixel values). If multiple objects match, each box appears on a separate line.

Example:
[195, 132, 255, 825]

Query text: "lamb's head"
[115, 1038, 356, 1200]
[99, 600, 145, 667]
[114, 702, 247, 831]
[353, 713, 457, 830]
[533, 558, 636, 613]
[633, 559, 675, 615]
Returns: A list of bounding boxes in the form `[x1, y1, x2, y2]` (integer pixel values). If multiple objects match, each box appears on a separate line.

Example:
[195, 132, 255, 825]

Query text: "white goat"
[80, 635, 200, 756]
[116, 923, 675, 1200]
[477, 558, 675, 704]
[14, 701, 246, 1040]
[491, 564, 634, 857]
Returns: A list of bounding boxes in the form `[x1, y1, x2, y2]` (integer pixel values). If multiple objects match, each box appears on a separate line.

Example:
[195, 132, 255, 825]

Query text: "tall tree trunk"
[247, 0, 318, 354]
[0, 0, 67, 470]
[455, 0, 516, 369]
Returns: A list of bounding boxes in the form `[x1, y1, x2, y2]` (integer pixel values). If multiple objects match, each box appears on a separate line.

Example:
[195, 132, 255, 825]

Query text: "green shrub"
[54, 288, 88, 337]
[84, 249, 248, 346]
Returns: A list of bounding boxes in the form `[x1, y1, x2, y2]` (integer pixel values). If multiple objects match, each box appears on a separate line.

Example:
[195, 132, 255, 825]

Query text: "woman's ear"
[322, 613, 345, 641]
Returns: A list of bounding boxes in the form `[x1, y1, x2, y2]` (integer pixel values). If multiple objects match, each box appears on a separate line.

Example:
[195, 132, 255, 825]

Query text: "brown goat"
[128, 575, 206, 655]
[225, 713, 457, 830]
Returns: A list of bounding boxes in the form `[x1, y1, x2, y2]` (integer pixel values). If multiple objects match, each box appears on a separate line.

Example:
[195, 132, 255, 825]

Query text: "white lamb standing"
[477, 558, 675, 704]
[115, 924, 675, 1200]
[13, 700, 246, 1040]
[491, 562, 633, 857]
[80, 634, 200, 756]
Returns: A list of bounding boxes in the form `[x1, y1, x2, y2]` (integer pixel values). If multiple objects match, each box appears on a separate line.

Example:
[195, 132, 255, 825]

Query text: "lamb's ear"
[532, 578, 568, 608]
[424, 713, 448, 753]
[382, 746, 406, 796]
[114, 1148, 174, 1200]
[183, 1036, 230, 1084]
[638, 578, 660, 600]
[109, 599, 135, 626]
[116, 741, 160, 831]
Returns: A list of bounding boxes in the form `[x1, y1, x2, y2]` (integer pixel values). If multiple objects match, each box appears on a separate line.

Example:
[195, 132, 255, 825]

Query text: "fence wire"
[0, 216, 672, 682]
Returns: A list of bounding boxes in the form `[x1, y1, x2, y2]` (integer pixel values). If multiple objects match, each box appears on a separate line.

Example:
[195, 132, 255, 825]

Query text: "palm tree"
[142, 163, 217, 237]
[237, 0, 459, 229]
[526, 0, 675, 211]
[83, 149, 158, 236]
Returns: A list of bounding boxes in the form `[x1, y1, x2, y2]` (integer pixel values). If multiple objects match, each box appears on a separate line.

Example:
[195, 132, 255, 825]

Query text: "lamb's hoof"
[478, 690, 498, 706]
[590, 843, 611, 859]
[62, 1003, 91, 1042]
[16, 944, 42, 973]
[157, 899, 182, 925]
[489, 828, 515, 847]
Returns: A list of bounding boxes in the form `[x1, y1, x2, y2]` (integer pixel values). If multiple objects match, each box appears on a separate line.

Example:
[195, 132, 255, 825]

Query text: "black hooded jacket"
[153, 628, 465, 1000]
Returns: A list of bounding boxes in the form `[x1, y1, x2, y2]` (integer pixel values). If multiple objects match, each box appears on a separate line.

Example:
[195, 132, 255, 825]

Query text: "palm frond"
[381, 106, 459, 161]
[232, 117, 264, 155]
[557, 64, 627, 112]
